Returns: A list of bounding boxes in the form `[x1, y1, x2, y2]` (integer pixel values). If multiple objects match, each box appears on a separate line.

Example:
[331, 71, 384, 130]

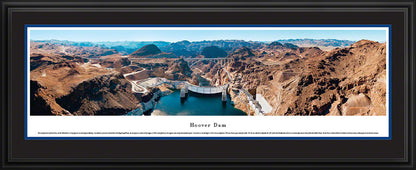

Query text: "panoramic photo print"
[28, 26, 389, 117]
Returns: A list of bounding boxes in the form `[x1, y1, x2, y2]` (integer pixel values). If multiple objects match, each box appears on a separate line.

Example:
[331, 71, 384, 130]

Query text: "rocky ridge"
[209, 40, 386, 116]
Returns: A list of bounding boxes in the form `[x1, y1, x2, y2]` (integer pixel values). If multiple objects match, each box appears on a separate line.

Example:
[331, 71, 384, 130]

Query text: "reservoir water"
[151, 90, 247, 116]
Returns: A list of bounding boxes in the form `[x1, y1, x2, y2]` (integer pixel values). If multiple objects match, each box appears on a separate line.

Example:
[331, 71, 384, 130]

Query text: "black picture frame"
[1, 0, 414, 169]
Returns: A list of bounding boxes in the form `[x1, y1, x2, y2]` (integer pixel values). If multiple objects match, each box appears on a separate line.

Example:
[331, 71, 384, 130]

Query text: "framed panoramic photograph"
[1, 0, 414, 170]
[26, 25, 391, 139]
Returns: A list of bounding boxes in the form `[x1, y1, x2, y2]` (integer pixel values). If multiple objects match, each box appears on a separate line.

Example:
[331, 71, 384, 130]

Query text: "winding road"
[123, 68, 149, 93]
[123, 68, 147, 77]
[130, 80, 148, 94]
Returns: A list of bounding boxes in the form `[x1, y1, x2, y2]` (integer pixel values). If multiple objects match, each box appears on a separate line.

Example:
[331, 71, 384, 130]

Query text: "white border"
[26, 27, 390, 138]
[28, 27, 388, 30]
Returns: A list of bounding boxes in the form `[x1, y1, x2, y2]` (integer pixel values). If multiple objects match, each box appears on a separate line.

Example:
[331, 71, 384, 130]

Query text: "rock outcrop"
[100, 57, 131, 68]
[164, 58, 193, 80]
[30, 54, 55, 71]
[56, 73, 143, 115]
[127, 88, 163, 115]
[30, 80, 71, 115]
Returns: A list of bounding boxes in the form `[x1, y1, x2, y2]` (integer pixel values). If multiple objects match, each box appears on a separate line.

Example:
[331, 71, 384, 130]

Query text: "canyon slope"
[30, 42, 191, 115]
[206, 40, 386, 116]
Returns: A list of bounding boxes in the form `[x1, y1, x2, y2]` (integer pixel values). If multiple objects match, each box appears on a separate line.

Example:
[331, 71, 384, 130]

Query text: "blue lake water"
[151, 90, 247, 116]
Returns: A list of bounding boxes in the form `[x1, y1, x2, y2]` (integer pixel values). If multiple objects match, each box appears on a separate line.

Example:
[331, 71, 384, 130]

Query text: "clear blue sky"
[29, 29, 387, 42]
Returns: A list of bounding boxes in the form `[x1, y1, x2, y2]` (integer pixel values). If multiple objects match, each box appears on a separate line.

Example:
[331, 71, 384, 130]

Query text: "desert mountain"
[267, 41, 284, 49]
[30, 41, 117, 58]
[227, 46, 255, 60]
[277, 39, 356, 51]
[32, 39, 354, 58]
[160, 40, 265, 57]
[201, 46, 227, 58]
[267, 41, 299, 50]
[129, 44, 177, 58]
[159, 40, 198, 57]
[283, 43, 299, 49]
[33, 39, 171, 55]
[129, 44, 162, 57]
